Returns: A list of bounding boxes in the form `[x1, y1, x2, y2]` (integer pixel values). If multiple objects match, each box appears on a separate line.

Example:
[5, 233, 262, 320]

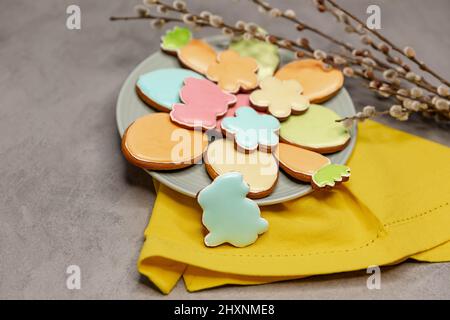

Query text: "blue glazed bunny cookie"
[221, 107, 280, 152]
[197, 172, 269, 248]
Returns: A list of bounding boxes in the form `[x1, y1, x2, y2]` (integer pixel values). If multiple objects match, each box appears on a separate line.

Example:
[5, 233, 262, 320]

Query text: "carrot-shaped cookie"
[161, 26, 216, 75]
[275, 142, 350, 189]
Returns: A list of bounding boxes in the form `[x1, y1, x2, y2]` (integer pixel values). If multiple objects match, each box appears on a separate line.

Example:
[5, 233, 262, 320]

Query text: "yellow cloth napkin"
[138, 120, 450, 294]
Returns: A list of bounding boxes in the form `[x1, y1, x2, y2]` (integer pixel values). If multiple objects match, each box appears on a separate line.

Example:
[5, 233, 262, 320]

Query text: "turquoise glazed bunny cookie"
[221, 106, 280, 152]
[198, 172, 269, 248]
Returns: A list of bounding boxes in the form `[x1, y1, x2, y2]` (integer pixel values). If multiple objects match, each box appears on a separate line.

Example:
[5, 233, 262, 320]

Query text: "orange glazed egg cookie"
[121, 113, 208, 170]
[275, 59, 344, 103]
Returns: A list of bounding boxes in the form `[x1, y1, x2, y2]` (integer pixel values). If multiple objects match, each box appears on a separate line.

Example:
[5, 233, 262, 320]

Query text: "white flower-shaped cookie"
[250, 77, 310, 120]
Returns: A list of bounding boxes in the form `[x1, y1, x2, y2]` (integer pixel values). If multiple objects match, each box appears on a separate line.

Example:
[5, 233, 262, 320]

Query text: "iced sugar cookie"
[221, 107, 280, 152]
[136, 68, 203, 112]
[230, 38, 279, 80]
[206, 50, 259, 93]
[250, 77, 310, 121]
[280, 104, 351, 154]
[161, 26, 217, 75]
[198, 172, 269, 248]
[122, 113, 208, 170]
[276, 143, 350, 188]
[216, 94, 248, 130]
[275, 59, 344, 103]
[215, 94, 267, 131]
[204, 139, 279, 199]
[170, 78, 236, 130]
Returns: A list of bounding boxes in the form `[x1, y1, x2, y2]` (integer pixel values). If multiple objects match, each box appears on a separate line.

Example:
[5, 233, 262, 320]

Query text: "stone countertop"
[0, 0, 449, 299]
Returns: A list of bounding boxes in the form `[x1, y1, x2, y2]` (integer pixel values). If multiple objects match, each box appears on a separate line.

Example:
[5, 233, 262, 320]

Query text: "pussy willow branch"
[251, 0, 353, 51]
[114, 1, 422, 106]
[250, 0, 449, 121]
[111, 0, 449, 122]
[336, 110, 389, 123]
[110, 14, 181, 22]
[250, 0, 450, 121]
[142, 0, 433, 108]
[318, 1, 440, 95]
[251, 0, 440, 97]
[325, 0, 450, 88]
[126, 1, 317, 57]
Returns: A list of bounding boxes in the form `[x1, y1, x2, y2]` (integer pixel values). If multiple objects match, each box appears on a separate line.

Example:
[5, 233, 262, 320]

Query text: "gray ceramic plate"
[116, 36, 357, 205]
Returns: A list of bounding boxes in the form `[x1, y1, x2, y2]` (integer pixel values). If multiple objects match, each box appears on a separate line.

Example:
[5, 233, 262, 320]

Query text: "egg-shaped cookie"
[204, 139, 279, 199]
[275, 59, 344, 103]
[122, 113, 208, 170]
[279, 104, 351, 154]
[136, 68, 204, 112]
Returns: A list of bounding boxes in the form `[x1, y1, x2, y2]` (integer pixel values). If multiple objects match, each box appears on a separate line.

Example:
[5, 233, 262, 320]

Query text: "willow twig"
[325, 0, 450, 87]
[111, 0, 450, 122]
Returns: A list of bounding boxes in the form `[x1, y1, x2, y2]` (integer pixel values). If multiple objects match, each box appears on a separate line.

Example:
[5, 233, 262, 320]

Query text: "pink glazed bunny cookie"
[170, 78, 236, 130]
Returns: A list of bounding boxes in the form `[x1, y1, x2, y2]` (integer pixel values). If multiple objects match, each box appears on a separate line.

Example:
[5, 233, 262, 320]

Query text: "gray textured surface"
[0, 0, 449, 299]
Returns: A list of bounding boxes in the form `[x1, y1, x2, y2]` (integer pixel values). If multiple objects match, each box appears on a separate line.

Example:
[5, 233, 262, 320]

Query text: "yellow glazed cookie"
[250, 77, 310, 121]
[204, 139, 279, 199]
[275, 59, 344, 103]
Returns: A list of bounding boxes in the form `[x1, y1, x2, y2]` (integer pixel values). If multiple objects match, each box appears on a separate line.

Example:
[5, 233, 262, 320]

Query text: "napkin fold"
[137, 120, 450, 294]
